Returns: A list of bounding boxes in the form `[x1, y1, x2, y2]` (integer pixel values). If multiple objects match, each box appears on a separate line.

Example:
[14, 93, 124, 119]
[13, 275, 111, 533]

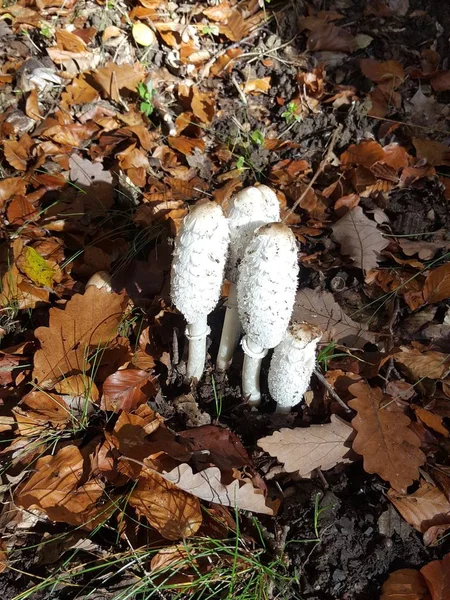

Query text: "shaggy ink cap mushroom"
[170, 200, 229, 380]
[237, 222, 299, 405]
[268, 322, 322, 413]
[217, 185, 280, 371]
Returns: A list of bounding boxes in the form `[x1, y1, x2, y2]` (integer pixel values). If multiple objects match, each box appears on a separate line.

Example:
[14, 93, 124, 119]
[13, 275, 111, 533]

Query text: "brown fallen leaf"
[394, 347, 450, 380]
[129, 470, 202, 540]
[420, 553, 450, 600]
[292, 288, 376, 348]
[380, 569, 431, 600]
[349, 382, 425, 492]
[305, 21, 355, 53]
[161, 463, 275, 515]
[423, 263, 450, 304]
[243, 78, 271, 95]
[412, 406, 449, 437]
[388, 482, 450, 533]
[259, 416, 355, 475]
[341, 139, 385, 168]
[413, 138, 450, 167]
[101, 369, 156, 413]
[360, 59, 405, 84]
[32, 286, 127, 388]
[331, 206, 389, 274]
[92, 63, 146, 102]
[13, 390, 71, 436]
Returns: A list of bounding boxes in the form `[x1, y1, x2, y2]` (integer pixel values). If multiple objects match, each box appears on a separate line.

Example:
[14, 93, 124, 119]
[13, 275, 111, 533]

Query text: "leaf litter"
[0, 0, 450, 598]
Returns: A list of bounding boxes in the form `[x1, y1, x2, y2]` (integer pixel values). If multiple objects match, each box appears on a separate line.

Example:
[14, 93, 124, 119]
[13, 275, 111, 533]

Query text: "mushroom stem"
[216, 283, 241, 371]
[275, 404, 292, 414]
[185, 317, 210, 381]
[241, 335, 268, 406]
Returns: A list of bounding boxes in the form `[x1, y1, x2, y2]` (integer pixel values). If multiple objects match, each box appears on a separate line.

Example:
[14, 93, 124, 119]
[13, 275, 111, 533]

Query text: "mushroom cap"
[226, 186, 280, 282]
[170, 200, 229, 324]
[237, 222, 299, 348]
[268, 322, 321, 408]
[86, 271, 113, 293]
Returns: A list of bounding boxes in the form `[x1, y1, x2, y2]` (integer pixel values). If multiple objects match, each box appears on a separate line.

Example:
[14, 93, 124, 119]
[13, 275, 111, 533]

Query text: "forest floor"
[1, 0, 450, 598]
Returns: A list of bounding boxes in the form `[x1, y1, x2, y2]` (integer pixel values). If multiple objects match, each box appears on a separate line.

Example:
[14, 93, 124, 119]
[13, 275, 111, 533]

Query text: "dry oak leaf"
[380, 569, 431, 600]
[257, 415, 355, 476]
[92, 63, 146, 102]
[15, 445, 104, 526]
[162, 463, 274, 515]
[423, 263, 450, 304]
[412, 406, 449, 438]
[292, 288, 376, 349]
[129, 470, 202, 540]
[349, 382, 425, 492]
[394, 347, 450, 380]
[387, 482, 450, 534]
[32, 286, 127, 388]
[331, 206, 389, 274]
[420, 553, 450, 600]
[101, 368, 156, 413]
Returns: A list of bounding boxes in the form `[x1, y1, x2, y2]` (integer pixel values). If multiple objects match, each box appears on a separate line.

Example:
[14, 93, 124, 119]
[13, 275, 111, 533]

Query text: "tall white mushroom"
[216, 185, 280, 371]
[237, 222, 299, 406]
[268, 323, 322, 413]
[170, 200, 229, 381]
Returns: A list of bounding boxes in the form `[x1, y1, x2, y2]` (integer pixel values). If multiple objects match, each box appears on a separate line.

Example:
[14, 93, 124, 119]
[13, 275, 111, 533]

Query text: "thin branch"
[313, 367, 352, 413]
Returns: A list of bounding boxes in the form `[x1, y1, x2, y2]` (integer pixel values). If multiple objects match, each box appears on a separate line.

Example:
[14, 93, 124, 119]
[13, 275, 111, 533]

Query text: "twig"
[313, 367, 351, 413]
[283, 125, 342, 222]
[199, 30, 261, 79]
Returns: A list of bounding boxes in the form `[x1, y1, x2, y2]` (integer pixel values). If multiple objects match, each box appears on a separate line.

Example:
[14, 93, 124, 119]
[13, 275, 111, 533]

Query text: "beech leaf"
[331, 206, 389, 273]
[394, 347, 450, 380]
[349, 382, 425, 492]
[33, 286, 127, 388]
[380, 569, 431, 600]
[92, 63, 146, 102]
[420, 553, 450, 600]
[101, 369, 156, 413]
[423, 263, 450, 304]
[162, 463, 274, 515]
[292, 288, 376, 348]
[257, 415, 355, 476]
[387, 483, 450, 533]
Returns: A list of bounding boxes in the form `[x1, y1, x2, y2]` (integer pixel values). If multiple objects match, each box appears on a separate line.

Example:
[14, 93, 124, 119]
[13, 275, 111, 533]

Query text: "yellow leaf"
[18, 247, 55, 287]
[132, 22, 156, 47]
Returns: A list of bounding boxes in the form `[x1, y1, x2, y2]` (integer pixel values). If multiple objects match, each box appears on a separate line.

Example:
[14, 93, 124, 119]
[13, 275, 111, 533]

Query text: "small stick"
[283, 125, 342, 222]
[313, 367, 351, 413]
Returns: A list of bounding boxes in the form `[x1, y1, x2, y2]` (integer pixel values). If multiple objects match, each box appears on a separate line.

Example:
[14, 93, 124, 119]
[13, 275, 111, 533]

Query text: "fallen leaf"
[423, 263, 450, 304]
[16, 246, 57, 288]
[3, 140, 29, 171]
[380, 569, 431, 600]
[349, 382, 425, 492]
[33, 286, 127, 388]
[412, 406, 449, 437]
[13, 390, 71, 436]
[388, 483, 450, 533]
[394, 347, 450, 380]
[421, 553, 450, 600]
[56, 29, 88, 53]
[132, 22, 156, 46]
[129, 470, 202, 540]
[243, 78, 271, 94]
[413, 139, 450, 167]
[305, 21, 355, 52]
[331, 206, 389, 273]
[341, 140, 385, 167]
[162, 463, 274, 515]
[430, 71, 450, 92]
[101, 369, 156, 413]
[0, 178, 27, 208]
[92, 63, 146, 102]
[292, 288, 376, 348]
[360, 59, 405, 83]
[257, 415, 355, 476]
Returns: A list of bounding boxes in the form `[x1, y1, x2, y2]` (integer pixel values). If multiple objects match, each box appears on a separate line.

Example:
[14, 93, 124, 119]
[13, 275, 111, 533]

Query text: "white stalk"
[237, 222, 299, 406]
[217, 186, 280, 371]
[171, 200, 229, 381]
[268, 323, 321, 412]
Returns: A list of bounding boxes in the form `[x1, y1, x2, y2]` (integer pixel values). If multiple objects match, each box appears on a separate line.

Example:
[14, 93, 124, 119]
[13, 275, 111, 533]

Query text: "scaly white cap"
[226, 186, 280, 283]
[237, 222, 299, 349]
[170, 200, 229, 325]
[268, 323, 322, 408]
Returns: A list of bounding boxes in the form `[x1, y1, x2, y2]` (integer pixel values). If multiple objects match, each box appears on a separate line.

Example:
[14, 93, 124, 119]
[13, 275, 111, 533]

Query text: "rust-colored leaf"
[92, 63, 146, 102]
[13, 390, 71, 436]
[380, 569, 431, 600]
[394, 347, 450, 380]
[56, 29, 88, 53]
[423, 263, 450, 304]
[129, 470, 202, 540]
[412, 406, 449, 437]
[349, 382, 425, 492]
[360, 58, 405, 84]
[341, 140, 385, 167]
[101, 369, 156, 413]
[306, 22, 355, 53]
[413, 139, 450, 167]
[420, 553, 450, 600]
[388, 482, 450, 533]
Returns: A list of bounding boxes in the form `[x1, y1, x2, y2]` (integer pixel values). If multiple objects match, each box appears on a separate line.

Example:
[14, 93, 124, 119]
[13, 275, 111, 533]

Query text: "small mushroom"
[170, 200, 229, 381]
[268, 323, 322, 413]
[86, 271, 113, 293]
[216, 185, 280, 371]
[237, 222, 299, 405]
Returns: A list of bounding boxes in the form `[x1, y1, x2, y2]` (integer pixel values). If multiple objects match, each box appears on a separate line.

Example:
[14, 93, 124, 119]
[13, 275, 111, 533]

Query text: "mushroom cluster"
[170, 186, 320, 411]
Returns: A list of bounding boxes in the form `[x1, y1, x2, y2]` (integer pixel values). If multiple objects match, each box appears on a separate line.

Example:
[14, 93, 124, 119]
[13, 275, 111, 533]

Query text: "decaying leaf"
[91, 63, 146, 102]
[380, 569, 431, 600]
[423, 263, 450, 304]
[420, 553, 450, 600]
[101, 369, 156, 413]
[32, 286, 127, 388]
[331, 206, 388, 273]
[16, 246, 57, 288]
[129, 470, 202, 540]
[394, 347, 450, 380]
[257, 415, 355, 476]
[349, 382, 425, 492]
[360, 59, 405, 83]
[162, 463, 274, 515]
[388, 482, 450, 533]
[292, 288, 376, 348]
[13, 390, 71, 436]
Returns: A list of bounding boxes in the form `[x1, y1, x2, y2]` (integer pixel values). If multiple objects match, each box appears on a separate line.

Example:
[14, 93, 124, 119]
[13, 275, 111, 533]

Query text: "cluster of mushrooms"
[170, 185, 321, 413]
